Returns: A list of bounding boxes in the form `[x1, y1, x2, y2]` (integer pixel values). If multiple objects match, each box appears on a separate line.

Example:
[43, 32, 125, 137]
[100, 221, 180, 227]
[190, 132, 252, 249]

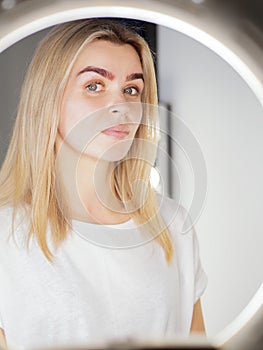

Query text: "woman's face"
[58, 39, 144, 161]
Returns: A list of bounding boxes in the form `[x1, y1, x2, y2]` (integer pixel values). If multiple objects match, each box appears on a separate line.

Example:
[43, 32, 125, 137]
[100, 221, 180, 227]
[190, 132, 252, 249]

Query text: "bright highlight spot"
[150, 166, 160, 189]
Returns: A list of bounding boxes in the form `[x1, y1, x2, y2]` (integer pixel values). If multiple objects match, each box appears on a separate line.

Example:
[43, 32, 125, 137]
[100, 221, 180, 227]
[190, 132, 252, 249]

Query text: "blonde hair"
[0, 19, 174, 263]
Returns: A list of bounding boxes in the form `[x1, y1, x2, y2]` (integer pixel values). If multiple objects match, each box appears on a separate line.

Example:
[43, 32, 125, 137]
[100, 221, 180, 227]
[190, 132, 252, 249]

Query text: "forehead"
[71, 40, 143, 74]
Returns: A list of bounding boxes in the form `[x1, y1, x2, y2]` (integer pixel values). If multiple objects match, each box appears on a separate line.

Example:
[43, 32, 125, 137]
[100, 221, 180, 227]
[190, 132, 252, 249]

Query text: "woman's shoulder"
[0, 204, 29, 240]
[155, 191, 190, 233]
[0, 205, 15, 230]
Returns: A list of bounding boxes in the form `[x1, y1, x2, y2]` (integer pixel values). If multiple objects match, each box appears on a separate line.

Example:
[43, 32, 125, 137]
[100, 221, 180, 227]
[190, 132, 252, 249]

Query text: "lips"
[102, 124, 130, 139]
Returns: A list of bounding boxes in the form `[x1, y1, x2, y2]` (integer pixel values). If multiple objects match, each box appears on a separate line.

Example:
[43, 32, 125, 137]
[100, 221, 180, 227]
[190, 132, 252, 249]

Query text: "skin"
[56, 40, 145, 224]
[58, 44, 144, 161]
[0, 328, 7, 349]
[190, 299, 206, 334]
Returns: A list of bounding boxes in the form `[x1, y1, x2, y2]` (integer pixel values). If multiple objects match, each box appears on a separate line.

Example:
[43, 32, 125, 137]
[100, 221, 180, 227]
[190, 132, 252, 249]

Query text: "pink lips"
[102, 124, 130, 139]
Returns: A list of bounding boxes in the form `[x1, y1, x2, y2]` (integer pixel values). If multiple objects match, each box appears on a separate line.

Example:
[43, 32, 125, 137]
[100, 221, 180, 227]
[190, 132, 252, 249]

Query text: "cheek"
[58, 96, 102, 137]
[133, 102, 143, 124]
[57, 94, 113, 154]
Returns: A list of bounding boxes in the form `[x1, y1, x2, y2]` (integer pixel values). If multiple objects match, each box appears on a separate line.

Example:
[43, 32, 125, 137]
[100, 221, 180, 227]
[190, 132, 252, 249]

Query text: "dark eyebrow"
[77, 66, 115, 80]
[77, 66, 144, 83]
[126, 73, 144, 82]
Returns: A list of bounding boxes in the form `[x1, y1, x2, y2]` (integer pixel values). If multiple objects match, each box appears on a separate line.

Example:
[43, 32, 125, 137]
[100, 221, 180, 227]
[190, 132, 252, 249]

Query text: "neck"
[55, 135, 129, 224]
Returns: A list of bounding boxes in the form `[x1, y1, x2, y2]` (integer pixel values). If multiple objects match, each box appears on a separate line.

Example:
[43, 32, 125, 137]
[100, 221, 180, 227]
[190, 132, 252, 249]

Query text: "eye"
[85, 82, 104, 92]
[123, 86, 140, 96]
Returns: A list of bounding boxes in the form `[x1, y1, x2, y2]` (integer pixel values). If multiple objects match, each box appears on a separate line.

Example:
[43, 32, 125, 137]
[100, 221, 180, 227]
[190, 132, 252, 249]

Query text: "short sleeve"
[179, 204, 208, 304]
[193, 228, 208, 303]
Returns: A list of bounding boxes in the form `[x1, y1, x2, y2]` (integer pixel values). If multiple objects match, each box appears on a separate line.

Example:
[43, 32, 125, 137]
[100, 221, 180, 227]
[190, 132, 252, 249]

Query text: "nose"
[108, 102, 130, 117]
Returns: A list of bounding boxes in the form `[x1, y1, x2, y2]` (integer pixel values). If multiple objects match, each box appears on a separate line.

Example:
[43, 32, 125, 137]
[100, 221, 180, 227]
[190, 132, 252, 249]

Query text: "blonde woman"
[0, 19, 207, 349]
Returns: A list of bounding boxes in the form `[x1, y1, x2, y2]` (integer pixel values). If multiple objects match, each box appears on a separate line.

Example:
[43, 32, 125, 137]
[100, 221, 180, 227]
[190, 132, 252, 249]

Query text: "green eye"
[124, 87, 139, 96]
[86, 83, 103, 92]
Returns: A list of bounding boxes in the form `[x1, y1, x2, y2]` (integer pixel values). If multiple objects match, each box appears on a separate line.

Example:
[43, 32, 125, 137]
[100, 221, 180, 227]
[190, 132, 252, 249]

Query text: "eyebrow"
[77, 66, 144, 83]
[77, 66, 114, 80]
[126, 72, 144, 82]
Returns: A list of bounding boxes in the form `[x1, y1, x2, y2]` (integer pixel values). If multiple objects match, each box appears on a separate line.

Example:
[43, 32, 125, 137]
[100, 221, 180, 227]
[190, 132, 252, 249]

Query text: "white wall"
[158, 25, 263, 337]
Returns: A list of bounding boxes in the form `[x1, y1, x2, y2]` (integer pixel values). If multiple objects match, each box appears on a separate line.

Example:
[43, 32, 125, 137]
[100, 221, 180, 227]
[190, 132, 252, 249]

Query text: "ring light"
[0, 1, 262, 349]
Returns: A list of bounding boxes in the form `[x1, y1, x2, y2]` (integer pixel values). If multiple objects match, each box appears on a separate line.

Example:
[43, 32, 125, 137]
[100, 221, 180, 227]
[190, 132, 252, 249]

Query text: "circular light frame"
[0, 0, 262, 348]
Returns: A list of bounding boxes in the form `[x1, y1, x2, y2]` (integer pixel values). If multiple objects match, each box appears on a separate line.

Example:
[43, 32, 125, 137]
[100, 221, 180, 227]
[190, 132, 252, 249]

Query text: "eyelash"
[85, 81, 104, 93]
[123, 86, 141, 96]
[84, 81, 141, 96]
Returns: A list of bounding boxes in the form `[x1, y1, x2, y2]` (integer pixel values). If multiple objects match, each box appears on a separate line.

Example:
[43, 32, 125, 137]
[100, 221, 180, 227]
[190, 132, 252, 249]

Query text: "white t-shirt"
[0, 194, 208, 350]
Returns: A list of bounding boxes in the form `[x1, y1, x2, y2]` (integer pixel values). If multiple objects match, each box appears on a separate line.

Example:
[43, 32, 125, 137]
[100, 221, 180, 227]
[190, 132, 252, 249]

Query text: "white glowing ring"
[0, 1, 262, 348]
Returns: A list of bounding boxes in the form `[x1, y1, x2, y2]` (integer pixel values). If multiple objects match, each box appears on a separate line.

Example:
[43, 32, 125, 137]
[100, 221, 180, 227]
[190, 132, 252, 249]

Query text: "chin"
[91, 139, 134, 162]
[96, 149, 131, 162]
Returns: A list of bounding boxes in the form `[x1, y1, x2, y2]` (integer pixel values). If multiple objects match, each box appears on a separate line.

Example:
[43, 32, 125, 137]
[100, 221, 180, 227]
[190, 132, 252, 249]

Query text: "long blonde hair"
[0, 19, 174, 263]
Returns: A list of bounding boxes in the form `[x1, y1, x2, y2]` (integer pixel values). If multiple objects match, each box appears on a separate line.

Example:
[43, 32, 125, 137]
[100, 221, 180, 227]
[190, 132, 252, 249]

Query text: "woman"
[0, 19, 207, 349]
